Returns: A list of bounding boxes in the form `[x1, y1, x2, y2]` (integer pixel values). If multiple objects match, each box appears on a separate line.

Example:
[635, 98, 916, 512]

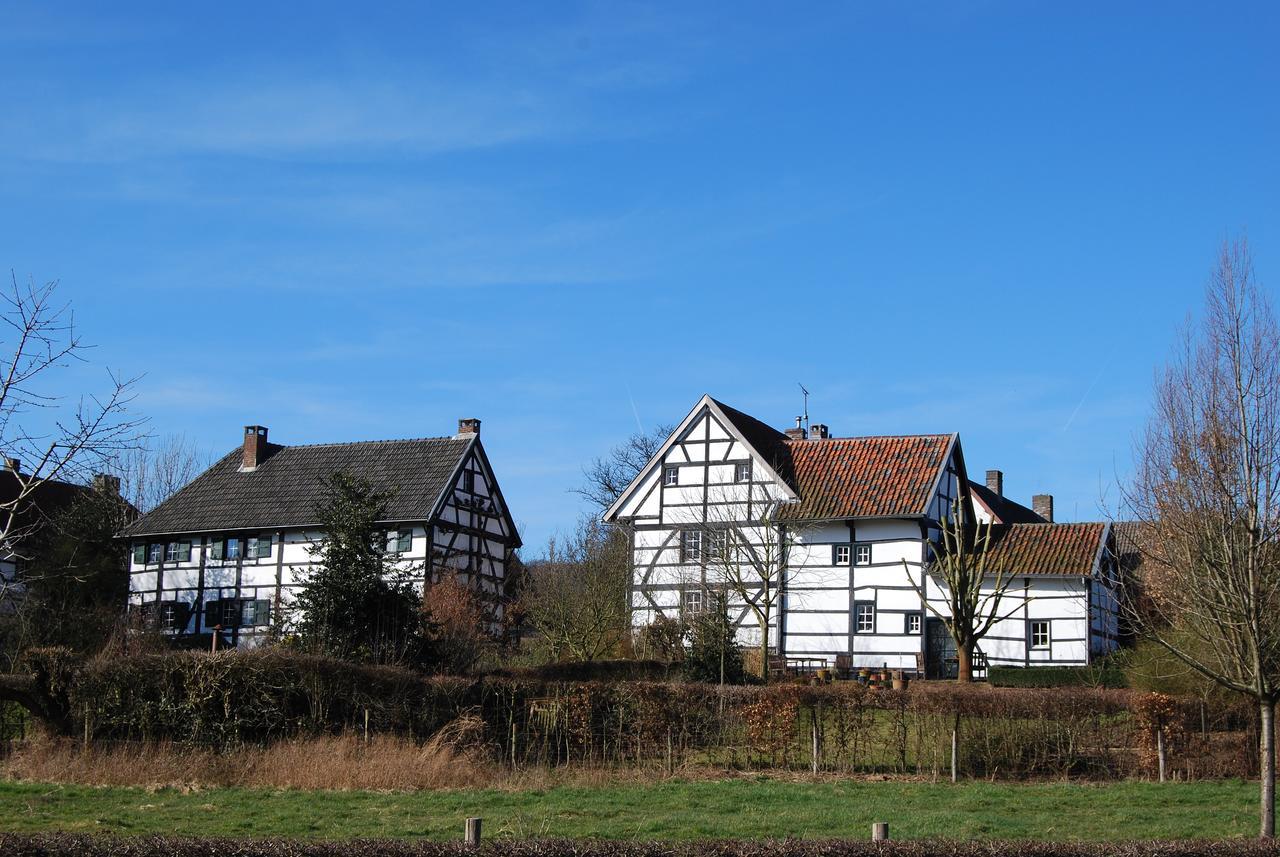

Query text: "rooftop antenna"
[798, 383, 810, 433]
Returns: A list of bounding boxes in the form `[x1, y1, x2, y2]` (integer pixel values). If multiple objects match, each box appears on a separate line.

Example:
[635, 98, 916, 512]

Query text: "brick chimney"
[242, 425, 269, 470]
[809, 424, 830, 439]
[1033, 494, 1054, 522]
[986, 470, 1003, 497]
[784, 416, 806, 441]
[457, 418, 481, 439]
[92, 473, 121, 495]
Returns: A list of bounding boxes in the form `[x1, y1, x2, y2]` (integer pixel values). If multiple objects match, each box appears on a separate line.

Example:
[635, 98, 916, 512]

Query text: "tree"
[421, 572, 494, 674]
[521, 517, 630, 662]
[292, 472, 424, 664]
[0, 276, 145, 607]
[901, 496, 1019, 682]
[0, 483, 133, 668]
[575, 423, 674, 514]
[111, 433, 210, 513]
[1122, 238, 1280, 838]
[696, 500, 798, 682]
[683, 592, 746, 685]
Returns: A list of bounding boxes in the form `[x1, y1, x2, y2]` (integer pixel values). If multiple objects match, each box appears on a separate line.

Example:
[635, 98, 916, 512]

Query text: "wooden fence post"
[872, 822, 889, 841]
[951, 717, 959, 784]
[1157, 728, 1166, 783]
[465, 817, 482, 845]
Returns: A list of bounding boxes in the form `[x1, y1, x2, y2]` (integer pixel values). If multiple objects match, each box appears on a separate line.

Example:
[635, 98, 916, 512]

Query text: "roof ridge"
[785, 433, 952, 442]
[268, 435, 462, 451]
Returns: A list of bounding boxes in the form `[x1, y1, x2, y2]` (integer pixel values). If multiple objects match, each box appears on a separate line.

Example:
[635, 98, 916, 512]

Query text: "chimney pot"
[1032, 493, 1054, 523]
[809, 424, 830, 439]
[3, 457, 19, 473]
[457, 418, 481, 438]
[242, 425, 269, 470]
[93, 473, 121, 495]
[986, 470, 1004, 497]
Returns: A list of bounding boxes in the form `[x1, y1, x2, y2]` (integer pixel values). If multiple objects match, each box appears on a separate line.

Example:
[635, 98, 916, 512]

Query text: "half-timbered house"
[603, 395, 1120, 677]
[121, 418, 520, 647]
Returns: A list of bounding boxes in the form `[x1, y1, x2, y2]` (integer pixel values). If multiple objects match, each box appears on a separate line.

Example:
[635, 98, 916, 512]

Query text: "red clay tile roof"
[983, 522, 1107, 576]
[775, 434, 954, 521]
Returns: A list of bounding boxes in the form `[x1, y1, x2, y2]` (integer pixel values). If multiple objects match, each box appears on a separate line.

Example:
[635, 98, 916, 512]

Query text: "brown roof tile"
[983, 522, 1107, 576]
[775, 434, 953, 521]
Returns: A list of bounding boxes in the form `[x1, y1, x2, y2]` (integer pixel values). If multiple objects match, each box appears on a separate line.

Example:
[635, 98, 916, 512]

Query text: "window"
[462, 470, 475, 493]
[905, 612, 922, 635]
[682, 589, 705, 615]
[132, 544, 146, 565]
[854, 601, 875, 634]
[147, 600, 188, 632]
[664, 466, 679, 486]
[1029, 620, 1050, 650]
[735, 462, 752, 483]
[833, 544, 851, 566]
[204, 598, 241, 628]
[681, 529, 702, 562]
[147, 543, 163, 564]
[853, 543, 872, 565]
[247, 535, 272, 559]
[165, 541, 192, 563]
[705, 529, 726, 560]
[242, 599, 271, 627]
[225, 538, 241, 560]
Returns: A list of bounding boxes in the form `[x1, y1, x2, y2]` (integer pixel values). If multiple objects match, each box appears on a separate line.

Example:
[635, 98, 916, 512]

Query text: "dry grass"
[1, 716, 707, 792]
[3, 716, 505, 791]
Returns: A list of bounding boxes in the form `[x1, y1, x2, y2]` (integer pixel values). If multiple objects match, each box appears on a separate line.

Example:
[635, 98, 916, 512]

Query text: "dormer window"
[664, 467, 679, 486]
[735, 462, 752, 483]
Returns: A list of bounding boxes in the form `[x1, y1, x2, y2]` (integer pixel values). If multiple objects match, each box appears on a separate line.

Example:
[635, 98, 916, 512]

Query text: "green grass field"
[0, 778, 1262, 841]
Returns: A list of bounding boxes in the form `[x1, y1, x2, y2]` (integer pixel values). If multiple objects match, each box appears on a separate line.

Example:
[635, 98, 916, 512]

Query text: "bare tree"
[1123, 238, 1280, 838]
[693, 499, 802, 682]
[0, 276, 145, 605]
[112, 433, 210, 513]
[521, 517, 630, 662]
[576, 423, 673, 513]
[901, 496, 1019, 682]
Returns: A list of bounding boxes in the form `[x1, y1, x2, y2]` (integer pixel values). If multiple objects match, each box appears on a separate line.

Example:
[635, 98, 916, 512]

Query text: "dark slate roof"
[122, 437, 472, 537]
[711, 398, 790, 467]
[776, 434, 954, 521]
[0, 471, 97, 542]
[968, 480, 1047, 524]
[983, 522, 1107, 576]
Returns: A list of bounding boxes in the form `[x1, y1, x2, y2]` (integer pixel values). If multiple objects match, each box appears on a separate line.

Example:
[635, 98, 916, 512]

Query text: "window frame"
[853, 543, 872, 565]
[132, 543, 146, 565]
[734, 461, 752, 483]
[147, 543, 163, 564]
[681, 529, 703, 563]
[682, 588, 705, 615]
[663, 466, 679, 486]
[1028, 619, 1051, 650]
[905, 611, 923, 635]
[165, 541, 192, 563]
[854, 600, 876, 634]
[396, 529, 412, 553]
[832, 544, 851, 566]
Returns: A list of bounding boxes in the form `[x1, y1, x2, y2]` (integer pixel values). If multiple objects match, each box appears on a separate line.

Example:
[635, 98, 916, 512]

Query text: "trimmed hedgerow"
[989, 666, 1127, 689]
[12, 649, 1259, 779]
[2, 835, 1280, 857]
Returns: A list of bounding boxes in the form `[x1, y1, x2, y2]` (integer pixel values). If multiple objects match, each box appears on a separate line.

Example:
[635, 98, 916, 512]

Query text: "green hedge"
[989, 666, 1127, 689]
[1, 835, 1278, 857]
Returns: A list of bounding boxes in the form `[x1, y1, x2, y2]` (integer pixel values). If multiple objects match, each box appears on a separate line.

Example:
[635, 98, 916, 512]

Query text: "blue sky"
[1, 2, 1276, 553]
